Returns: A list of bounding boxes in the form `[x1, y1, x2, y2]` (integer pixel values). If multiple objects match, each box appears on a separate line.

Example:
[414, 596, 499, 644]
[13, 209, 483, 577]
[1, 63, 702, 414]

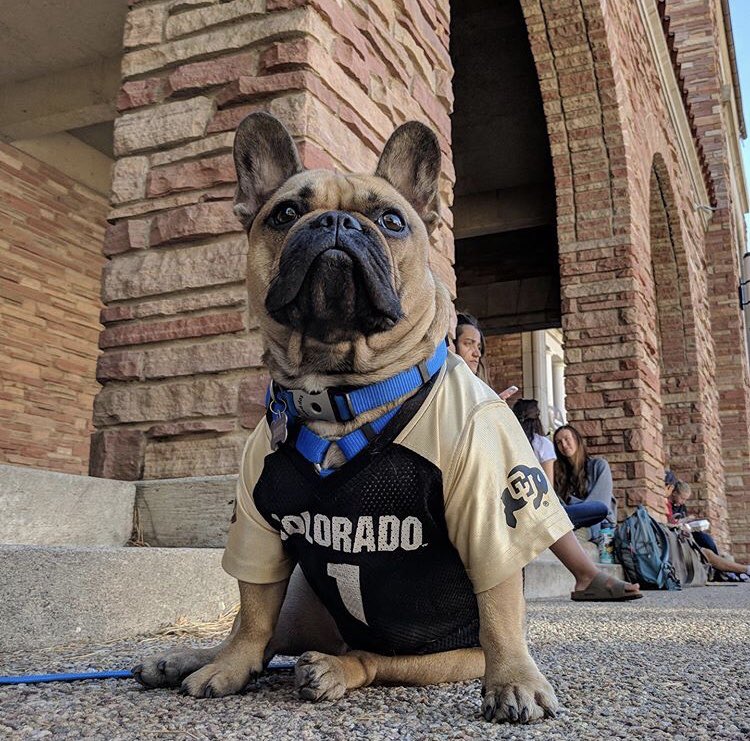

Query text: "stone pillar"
[93, 0, 453, 479]
[666, 0, 750, 559]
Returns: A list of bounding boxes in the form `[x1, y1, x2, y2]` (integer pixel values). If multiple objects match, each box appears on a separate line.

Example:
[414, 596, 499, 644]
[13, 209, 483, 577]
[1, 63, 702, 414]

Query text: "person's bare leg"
[701, 548, 750, 575]
[550, 531, 640, 593]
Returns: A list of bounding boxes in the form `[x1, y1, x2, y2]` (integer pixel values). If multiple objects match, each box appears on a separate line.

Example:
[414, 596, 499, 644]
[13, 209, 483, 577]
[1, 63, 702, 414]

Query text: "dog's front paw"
[295, 651, 348, 702]
[481, 664, 558, 724]
[133, 649, 210, 689]
[180, 660, 260, 698]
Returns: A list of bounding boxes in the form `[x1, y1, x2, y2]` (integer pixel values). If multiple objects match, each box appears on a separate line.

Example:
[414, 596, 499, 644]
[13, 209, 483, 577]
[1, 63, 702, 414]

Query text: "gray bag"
[665, 526, 708, 588]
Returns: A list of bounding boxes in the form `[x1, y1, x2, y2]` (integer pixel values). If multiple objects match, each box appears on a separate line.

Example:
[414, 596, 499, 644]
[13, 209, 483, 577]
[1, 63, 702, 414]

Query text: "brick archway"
[519, 0, 629, 246]
[518, 0, 659, 512]
[648, 154, 729, 545]
[648, 157, 701, 477]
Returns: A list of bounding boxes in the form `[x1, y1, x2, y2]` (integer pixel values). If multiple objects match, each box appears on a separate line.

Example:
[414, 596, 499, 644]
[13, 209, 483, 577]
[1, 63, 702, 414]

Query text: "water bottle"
[598, 525, 615, 564]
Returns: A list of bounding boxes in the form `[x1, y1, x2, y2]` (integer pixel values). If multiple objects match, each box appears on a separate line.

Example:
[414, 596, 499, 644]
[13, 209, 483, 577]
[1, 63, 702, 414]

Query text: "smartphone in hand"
[499, 385, 519, 401]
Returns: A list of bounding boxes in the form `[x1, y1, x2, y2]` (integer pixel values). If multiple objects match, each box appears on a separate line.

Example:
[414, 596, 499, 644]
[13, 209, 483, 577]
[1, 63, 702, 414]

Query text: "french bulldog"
[133, 112, 562, 724]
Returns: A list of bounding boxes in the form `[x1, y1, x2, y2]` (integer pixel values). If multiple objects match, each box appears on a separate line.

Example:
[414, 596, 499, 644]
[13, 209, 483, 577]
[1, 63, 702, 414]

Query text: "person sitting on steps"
[552, 424, 617, 542]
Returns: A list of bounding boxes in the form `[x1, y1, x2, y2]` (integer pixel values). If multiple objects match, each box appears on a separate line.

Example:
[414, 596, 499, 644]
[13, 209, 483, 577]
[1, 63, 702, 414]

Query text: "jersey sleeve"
[444, 400, 573, 594]
[222, 423, 295, 584]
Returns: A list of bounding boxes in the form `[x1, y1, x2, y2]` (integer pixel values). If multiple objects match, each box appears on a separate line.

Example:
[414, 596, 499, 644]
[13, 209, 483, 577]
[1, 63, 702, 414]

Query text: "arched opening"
[450, 0, 561, 427]
[648, 156, 702, 489]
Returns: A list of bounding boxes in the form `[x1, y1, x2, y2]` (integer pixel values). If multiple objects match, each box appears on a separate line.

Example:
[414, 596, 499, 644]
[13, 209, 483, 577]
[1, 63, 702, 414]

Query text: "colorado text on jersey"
[270, 511, 425, 553]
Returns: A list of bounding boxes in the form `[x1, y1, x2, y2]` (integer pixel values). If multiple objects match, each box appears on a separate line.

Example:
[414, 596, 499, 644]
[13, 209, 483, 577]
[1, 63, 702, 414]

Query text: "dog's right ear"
[233, 112, 303, 229]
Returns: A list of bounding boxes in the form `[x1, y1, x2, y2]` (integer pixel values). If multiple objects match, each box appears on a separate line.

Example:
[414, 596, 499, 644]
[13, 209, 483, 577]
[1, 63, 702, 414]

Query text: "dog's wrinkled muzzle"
[266, 210, 402, 340]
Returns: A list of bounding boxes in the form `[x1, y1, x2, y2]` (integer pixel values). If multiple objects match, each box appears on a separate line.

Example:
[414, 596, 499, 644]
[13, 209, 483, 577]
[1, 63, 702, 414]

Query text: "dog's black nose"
[310, 210, 363, 232]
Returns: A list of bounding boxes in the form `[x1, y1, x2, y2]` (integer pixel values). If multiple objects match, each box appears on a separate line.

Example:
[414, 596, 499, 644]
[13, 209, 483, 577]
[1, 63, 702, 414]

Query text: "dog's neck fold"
[262, 277, 451, 398]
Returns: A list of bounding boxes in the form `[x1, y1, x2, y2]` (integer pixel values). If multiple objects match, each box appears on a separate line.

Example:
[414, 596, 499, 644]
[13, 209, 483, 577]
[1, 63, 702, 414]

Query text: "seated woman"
[454, 314, 640, 601]
[667, 479, 750, 579]
[553, 424, 616, 541]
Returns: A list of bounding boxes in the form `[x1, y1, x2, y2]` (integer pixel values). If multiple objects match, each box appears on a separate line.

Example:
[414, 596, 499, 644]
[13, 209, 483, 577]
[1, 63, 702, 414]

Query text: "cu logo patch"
[501, 465, 548, 528]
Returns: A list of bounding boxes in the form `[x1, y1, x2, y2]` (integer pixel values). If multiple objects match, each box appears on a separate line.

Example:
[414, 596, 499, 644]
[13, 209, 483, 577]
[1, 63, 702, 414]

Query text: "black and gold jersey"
[223, 353, 572, 655]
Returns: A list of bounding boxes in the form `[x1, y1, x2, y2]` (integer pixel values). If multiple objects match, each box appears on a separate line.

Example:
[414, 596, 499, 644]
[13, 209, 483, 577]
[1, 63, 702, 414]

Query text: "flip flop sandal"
[570, 571, 643, 601]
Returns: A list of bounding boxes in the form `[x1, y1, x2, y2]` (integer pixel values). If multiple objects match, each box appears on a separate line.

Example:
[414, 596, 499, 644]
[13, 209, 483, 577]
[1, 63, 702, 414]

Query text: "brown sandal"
[571, 571, 643, 601]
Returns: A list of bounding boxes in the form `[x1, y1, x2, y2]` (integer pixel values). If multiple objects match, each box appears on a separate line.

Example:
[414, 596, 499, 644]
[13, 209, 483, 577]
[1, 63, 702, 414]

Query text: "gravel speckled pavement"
[1, 587, 748, 740]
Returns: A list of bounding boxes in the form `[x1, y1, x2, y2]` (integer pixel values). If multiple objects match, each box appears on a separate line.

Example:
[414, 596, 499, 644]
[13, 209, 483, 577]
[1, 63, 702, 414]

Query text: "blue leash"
[0, 658, 297, 685]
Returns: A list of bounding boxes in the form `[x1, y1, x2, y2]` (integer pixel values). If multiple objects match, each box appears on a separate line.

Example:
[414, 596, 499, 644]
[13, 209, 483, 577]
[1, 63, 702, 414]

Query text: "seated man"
[666, 477, 750, 579]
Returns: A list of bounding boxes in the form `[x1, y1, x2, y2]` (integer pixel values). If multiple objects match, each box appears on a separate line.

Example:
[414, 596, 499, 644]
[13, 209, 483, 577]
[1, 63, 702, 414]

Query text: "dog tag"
[270, 412, 288, 449]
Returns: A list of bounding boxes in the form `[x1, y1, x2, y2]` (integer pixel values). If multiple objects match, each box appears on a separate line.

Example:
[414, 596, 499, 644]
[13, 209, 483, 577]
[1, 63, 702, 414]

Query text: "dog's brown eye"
[379, 211, 405, 233]
[271, 203, 300, 226]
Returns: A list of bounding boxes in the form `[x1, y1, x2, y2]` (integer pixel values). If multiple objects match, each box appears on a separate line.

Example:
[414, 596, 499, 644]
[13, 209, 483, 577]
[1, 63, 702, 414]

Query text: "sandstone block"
[166, 0, 264, 39]
[107, 185, 236, 221]
[114, 97, 215, 156]
[215, 71, 308, 107]
[99, 311, 245, 348]
[147, 154, 235, 197]
[96, 337, 263, 392]
[149, 201, 242, 246]
[142, 336, 264, 379]
[100, 285, 246, 323]
[89, 429, 146, 480]
[238, 372, 271, 428]
[103, 219, 151, 255]
[117, 77, 172, 111]
[102, 237, 247, 301]
[206, 92, 307, 135]
[111, 156, 150, 205]
[94, 375, 242, 425]
[144, 435, 246, 478]
[124, 4, 168, 48]
[96, 351, 145, 383]
[150, 132, 234, 167]
[147, 419, 236, 438]
[169, 52, 258, 93]
[259, 39, 310, 73]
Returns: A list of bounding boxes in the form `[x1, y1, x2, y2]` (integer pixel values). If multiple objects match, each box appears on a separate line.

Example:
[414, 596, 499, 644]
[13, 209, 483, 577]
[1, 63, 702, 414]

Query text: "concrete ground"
[1, 586, 748, 740]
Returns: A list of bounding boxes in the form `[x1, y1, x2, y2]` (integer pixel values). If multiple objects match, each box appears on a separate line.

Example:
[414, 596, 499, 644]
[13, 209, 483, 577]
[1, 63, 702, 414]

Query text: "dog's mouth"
[265, 212, 402, 342]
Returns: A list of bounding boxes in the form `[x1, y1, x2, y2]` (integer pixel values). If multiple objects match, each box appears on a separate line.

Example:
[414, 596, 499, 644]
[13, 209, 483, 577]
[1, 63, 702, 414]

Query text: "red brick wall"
[0, 143, 106, 475]
[484, 333, 523, 399]
[95, 0, 453, 479]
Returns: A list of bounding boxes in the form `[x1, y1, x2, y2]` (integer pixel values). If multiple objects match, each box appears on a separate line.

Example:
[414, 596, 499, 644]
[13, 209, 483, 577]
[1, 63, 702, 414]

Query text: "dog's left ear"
[233, 112, 303, 229]
[375, 121, 441, 233]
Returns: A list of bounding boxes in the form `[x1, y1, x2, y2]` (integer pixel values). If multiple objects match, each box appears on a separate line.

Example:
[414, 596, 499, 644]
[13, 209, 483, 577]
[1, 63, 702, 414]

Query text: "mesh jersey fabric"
[222, 352, 573, 654]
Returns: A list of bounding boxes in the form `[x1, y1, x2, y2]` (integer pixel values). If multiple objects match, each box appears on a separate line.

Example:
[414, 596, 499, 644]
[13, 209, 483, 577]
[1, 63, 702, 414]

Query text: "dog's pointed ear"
[375, 121, 441, 232]
[233, 112, 303, 229]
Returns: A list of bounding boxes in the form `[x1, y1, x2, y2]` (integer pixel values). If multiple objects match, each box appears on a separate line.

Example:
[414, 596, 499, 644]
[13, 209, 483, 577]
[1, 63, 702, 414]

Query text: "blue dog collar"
[265, 342, 447, 475]
[269, 341, 447, 424]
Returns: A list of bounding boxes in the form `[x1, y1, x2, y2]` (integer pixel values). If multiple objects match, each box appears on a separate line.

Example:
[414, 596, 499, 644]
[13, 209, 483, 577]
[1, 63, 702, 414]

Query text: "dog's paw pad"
[294, 651, 347, 702]
[133, 651, 204, 688]
[180, 663, 254, 699]
[481, 674, 558, 724]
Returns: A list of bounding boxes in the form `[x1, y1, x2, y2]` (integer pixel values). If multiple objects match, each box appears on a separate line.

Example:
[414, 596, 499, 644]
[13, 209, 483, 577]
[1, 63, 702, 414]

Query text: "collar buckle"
[289, 388, 344, 423]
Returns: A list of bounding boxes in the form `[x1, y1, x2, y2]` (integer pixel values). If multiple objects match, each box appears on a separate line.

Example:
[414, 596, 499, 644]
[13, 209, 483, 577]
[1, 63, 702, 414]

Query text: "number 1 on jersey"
[327, 562, 368, 625]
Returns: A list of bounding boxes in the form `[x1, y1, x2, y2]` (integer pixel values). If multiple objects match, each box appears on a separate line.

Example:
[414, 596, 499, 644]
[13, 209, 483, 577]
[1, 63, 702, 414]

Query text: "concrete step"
[135, 475, 235, 547]
[0, 464, 135, 546]
[0, 544, 237, 652]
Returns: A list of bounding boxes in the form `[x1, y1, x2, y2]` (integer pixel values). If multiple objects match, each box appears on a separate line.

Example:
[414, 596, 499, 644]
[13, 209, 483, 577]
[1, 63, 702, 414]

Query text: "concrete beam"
[11, 132, 113, 195]
[452, 185, 554, 240]
[0, 58, 120, 141]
